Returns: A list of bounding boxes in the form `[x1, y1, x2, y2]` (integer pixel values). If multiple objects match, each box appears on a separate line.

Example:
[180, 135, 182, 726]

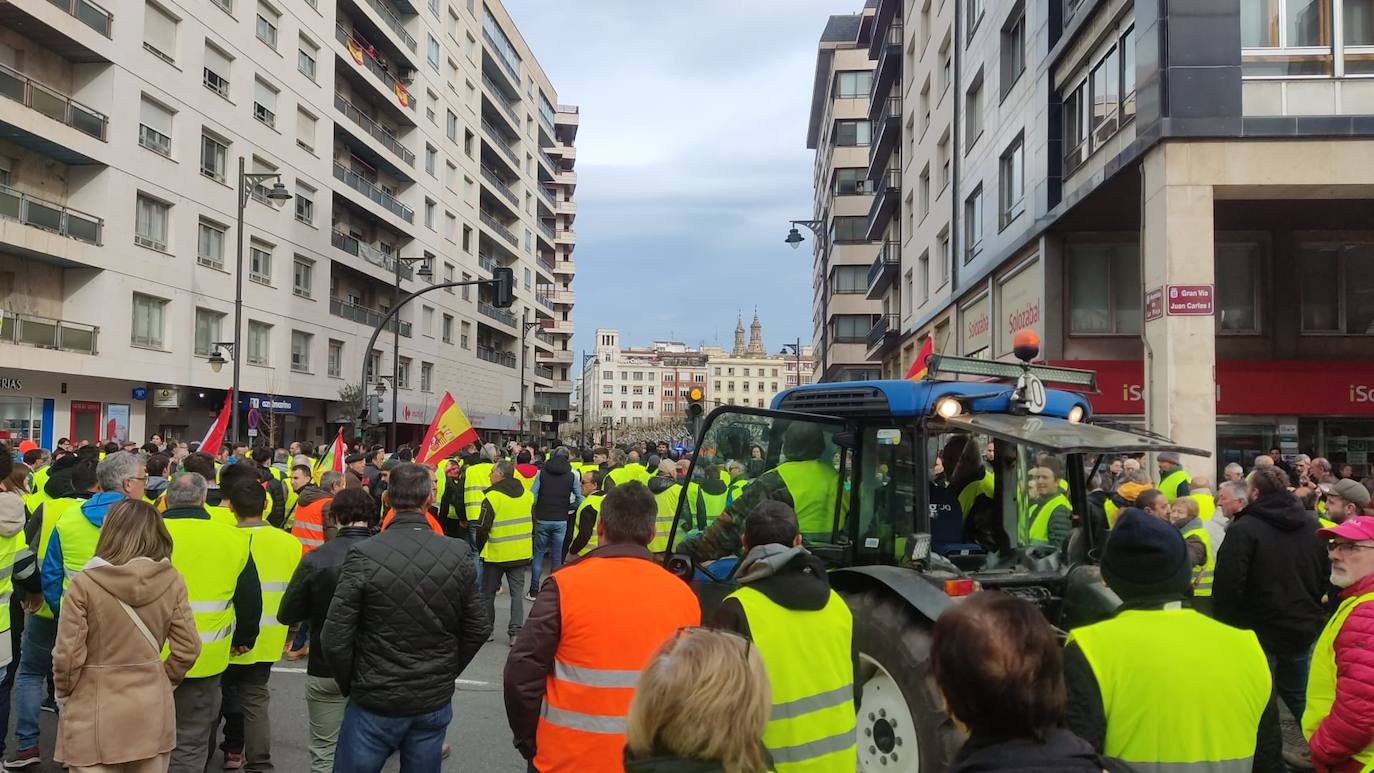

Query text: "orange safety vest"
[534, 553, 700, 773]
[381, 509, 444, 535]
[290, 497, 331, 553]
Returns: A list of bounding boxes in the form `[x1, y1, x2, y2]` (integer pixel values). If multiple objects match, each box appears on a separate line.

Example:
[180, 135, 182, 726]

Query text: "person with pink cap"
[1303, 515, 1374, 772]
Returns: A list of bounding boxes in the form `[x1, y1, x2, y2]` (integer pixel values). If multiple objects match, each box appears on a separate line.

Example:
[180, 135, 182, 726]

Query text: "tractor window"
[854, 426, 918, 565]
[927, 430, 1002, 555]
[1013, 445, 1075, 553]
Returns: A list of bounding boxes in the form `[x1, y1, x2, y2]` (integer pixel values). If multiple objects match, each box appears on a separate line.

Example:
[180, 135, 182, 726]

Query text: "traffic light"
[491, 266, 515, 308]
[686, 386, 705, 420]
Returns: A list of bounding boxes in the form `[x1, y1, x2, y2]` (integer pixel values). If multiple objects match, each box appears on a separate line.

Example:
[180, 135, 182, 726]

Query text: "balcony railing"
[535, 364, 554, 380]
[536, 220, 554, 242]
[478, 253, 497, 273]
[0, 62, 108, 141]
[481, 28, 520, 81]
[334, 25, 415, 112]
[477, 301, 516, 328]
[866, 240, 901, 293]
[0, 309, 98, 354]
[0, 184, 102, 244]
[480, 165, 518, 205]
[478, 209, 517, 246]
[537, 184, 556, 209]
[538, 148, 557, 171]
[334, 93, 415, 166]
[867, 313, 898, 350]
[535, 293, 555, 311]
[537, 255, 556, 273]
[359, 0, 416, 52]
[477, 345, 516, 368]
[45, 0, 113, 37]
[330, 297, 412, 336]
[333, 162, 414, 222]
[481, 74, 520, 124]
[534, 329, 556, 346]
[480, 119, 519, 164]
[331, 230, 412, 279]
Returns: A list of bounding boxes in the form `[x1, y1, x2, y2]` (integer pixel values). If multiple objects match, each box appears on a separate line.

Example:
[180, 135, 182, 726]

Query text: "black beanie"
[1101, 508, 1192, 602]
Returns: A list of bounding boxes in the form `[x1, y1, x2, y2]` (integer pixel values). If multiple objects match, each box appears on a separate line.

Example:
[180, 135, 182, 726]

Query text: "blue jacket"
[41, 491, 123, 615]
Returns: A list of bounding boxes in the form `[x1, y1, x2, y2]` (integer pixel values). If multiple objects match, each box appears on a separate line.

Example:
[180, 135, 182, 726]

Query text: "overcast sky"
[503, 0, 851, 355]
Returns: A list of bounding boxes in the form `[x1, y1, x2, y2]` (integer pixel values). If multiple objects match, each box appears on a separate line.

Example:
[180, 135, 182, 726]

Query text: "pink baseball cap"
[1318, 515, 1374, 542]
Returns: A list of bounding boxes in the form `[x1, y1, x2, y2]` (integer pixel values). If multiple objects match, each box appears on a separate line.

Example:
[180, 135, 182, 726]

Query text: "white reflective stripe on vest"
[260, 581, 290, 592]
[261, 614, 279, 628]
[492, 516, 532, 529]
[0, 555, 16, 578]
[487, 533, 531, 544]
[769, 729, 857, 765]
[298, 537, 324, 547]
[190, 599, 232, 613]
[553, 660, 640, 688]
[540, 702, 625, 735]
[1126, 761, 1253, 773]
[294, 522, 324, 536]
[770, 683, 852, 721]
[200, 622, 235, 643]
[64, 569, 77, 579]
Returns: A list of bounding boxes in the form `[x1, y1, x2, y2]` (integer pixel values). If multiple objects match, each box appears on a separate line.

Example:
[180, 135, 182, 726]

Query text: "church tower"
[747, 310, 765, 357]
[732, 313, 746, 357]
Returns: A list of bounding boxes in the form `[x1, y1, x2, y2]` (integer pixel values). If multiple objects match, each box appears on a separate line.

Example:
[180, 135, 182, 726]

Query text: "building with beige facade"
[586, 328, 707, 434]
[0, 0, 575, 447]
[703, 313, 815, 409]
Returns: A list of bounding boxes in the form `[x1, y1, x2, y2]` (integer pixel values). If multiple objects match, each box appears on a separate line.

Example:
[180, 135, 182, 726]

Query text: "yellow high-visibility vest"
[774, 460, 842, 543]
[1158, 469, 1190, 501]
[480, 486, 534, 563]
[462, 463, 494, 523]
[1303, 590, 1374, 772]
[574, 493, 605, 556]
[649, 482, 680, 553]
[166, 518, 252, 678]
[1182, 525, 1215, 598]
[229, 524, 302, 665]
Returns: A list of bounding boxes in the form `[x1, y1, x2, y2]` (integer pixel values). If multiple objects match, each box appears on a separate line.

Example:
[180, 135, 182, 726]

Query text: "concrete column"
[1140, 144, 1217, 476]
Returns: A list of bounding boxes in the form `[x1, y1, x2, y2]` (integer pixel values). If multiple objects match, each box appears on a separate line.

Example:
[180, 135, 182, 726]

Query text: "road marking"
[271, 665, 490, 687]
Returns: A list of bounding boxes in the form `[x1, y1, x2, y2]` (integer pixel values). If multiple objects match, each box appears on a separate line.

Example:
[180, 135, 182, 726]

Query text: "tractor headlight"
[935, 397, 963, 419]
[1067, 405, 1085, 424]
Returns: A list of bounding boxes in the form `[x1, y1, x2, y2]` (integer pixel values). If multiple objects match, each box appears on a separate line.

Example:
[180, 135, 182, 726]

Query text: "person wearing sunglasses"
[1304, 516, 1374, 773]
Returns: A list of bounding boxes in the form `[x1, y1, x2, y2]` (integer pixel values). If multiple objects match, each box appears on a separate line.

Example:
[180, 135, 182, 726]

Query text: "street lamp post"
[579, 352, 596, 450]
[785, 219, 828, 383]
[389, 255, 431, 451]
[780, 338, 803, 388]
[518, 310, 541, 444]
[232, 157, 292, 447]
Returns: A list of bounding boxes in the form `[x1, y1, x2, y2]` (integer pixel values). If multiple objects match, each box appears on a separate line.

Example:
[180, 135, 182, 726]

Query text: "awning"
[938, 413, 1211, 457]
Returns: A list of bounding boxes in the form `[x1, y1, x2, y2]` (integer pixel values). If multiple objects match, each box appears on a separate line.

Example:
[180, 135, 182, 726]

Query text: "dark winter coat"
[532, 455, 577, 522]
[320, 511, 491, 715]
[950, 728, 1133, 773]
[1212, 491, 1330, 654]
[278, 525, 373, 678]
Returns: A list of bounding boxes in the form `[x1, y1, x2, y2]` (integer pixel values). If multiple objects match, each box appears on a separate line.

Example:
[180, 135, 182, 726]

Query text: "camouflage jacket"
[688, 471, 794, 561]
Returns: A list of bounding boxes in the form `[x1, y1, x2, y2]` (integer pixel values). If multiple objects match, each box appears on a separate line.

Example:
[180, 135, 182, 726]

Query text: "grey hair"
[387, 463, 434, 510]
[1224, 463, 1244, 476]
[481, 443, 501, 462]
[610, 448, 627, 465]
[725, 460, 745, 475]
[493, 460, 516, 479]
[553, 446, 571, 458]
[166, 472, 209, 508]
[1121, 468, 1153, 485]
[1294, 454, 1311, 464]
[1219, 479, 1248, 501]
[96, 451, 142, 492]
[319, 470, 344, 490]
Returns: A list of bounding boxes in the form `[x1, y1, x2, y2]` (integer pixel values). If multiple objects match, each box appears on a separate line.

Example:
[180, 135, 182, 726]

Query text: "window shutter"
[204, 45, 230, 79]
[254, 79, 275, 110]
[143, 2, 176, 52]
[140, 98, 172, 134]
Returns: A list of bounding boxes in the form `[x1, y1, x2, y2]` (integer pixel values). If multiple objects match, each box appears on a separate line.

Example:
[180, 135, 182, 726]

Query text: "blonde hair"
[1170, 497, 1199, 520]
[95, 499, 173, 565]
[626, 628, 770, 773]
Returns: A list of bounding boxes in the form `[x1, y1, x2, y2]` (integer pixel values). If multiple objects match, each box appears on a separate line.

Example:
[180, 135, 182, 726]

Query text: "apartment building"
[805, 9, 884, 383]
[0, 0, 576, 447]
[586, 328, 708, 433]
[844, 0, 1374, 471]
[703, 313, 814, 408]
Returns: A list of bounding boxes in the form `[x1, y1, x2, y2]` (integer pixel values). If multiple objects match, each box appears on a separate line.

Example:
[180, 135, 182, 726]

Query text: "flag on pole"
[198, 392, 233, 454]
[904, 337, 935, 381]
[417, 392, 479, 467]
[313, 428, 345, 484]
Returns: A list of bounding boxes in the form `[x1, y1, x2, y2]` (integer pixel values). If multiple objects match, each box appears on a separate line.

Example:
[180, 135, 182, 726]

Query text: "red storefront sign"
[1166, 284, 1214, 316]
[1048, 360, 1374, 416]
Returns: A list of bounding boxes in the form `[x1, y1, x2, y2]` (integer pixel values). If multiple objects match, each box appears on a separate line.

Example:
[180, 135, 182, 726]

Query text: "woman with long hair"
[625, 627, 771, 773]
[52, 499, 200, 772]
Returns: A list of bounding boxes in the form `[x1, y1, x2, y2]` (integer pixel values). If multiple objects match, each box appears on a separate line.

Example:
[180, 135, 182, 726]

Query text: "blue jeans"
[529, 520, 567, 596]
[14, 613, 56, 750]
[1266, 650, 1311, 720]
[0, 602, 25, 755]
[466, 529, 483, 591]
[332, 701, 452, 773]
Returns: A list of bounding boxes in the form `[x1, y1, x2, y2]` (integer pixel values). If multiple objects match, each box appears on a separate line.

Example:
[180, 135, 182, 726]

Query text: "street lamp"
[784, 219, 828, 380]
[579, 352, 596, 450]
[232, 158, 292, 446]
[519, 310, 541, 443]
[388, 255, 432, 450]
[780, 338, 803, 387]
[207, 342, 235, 374]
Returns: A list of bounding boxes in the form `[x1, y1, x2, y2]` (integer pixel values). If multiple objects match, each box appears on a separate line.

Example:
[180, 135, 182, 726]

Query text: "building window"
[834, 70, 873, 98]
[1090, 46, 1120, 146]
[938, 132, 951, 188]
[1063, 80, 1089, 173]
[427, 34, 440, 70]
[296, 109, 316, 153]
[1063, 25, 1135, 173]
[131, 293, 167, 348]
[421, 361, 433, 392]
[918, 250, 930, 305]
[1068, 242, 1141, 335]
[247, 321, 271, 365]
[833, 314, 874, 343]
[446, 110, 458, 141]
[1241, 0, 1345, 76]
[939, 229, 951, 286]
[294, 185, 314, 225]
[298, 36, 317, 80]
[965, 68, 984, 147]
[999, 134, 1025, 228]
[249, 241, 272, 284]
[835, 119, 872, 147]
[204, 44, 231, 97]
[425, 144, 437, 176]
[1215, 241, 1263, 334]
[461, 272, 471, 299]
[197, 219, 225, 269]
[831, 216, 868, 243]
[421, 305, 434, 336]
[1299, 241, 1374, 333]
[255, 3, 278, 48]
[833, 265, 868, 293]
[253, 78, 277, 128]
[442, 313, 453, 343]
[290, 330, 311, 371]
[460, 320, 470, 349]
[963, 185, 984, 262]
[201, 134, 227, 181]
[135, 194, 169, 251]
[425, 198, 436, 229]
[327, 339, 342, 377]
[834, 168, 870, 195]
[965, 0, 985, 42]
[138, 97, 173, 157]
[1000, 3, 1026, 97]
[194, 307, 223, 356]
[292, 256, 312, 298]
[143, 1, 178, 62]
[462, 225, 472, 253]
[396, 358, 411, 389]
[919, 164, 931, 219]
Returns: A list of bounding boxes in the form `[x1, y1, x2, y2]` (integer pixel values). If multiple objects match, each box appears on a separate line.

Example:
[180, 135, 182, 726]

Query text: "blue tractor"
[664, 349, 1208, 771]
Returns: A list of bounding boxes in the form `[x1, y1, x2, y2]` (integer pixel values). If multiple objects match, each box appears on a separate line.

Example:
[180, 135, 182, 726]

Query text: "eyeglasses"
[1327, 541, 1374, 556]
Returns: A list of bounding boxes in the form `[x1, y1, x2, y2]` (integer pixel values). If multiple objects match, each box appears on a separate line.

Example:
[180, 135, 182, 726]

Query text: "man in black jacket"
[525, 448, 581, 601]
[279, 487, 377, 773]
[1213, 464, 1330, 749]
[322, 463, 491, 771]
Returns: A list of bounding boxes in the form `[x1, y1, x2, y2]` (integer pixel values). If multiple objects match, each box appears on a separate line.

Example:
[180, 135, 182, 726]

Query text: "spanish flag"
[417, 391, 478, 467]
[904, 337, 935, 381]
[345, 35, 365, 65]
[313, 427, 345, 483]
[394, 82, 411, 108]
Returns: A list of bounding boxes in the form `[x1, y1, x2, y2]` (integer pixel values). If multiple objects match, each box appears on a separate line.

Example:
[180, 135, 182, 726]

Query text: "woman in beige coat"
[52, 499, 201, 772]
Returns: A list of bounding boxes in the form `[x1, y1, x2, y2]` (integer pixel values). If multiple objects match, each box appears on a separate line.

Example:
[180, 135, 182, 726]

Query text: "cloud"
[502, 0, 849, 352]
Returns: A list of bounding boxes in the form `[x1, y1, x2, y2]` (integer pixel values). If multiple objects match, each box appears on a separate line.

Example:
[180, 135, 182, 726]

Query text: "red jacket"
[1308, 572, 1374, 773]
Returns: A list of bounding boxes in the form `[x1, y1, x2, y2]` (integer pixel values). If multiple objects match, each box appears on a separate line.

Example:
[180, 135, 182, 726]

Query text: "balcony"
[864, 167, 902, 241]
[0, 0, 112, 65]
[555, 227, 575, 244]
[482, 27, 519, 82]
[477, 344, 516, 368]
[868, 94, 902, 176]
[0, 61, 108, 160]
[547, 318, 574, 334]
[335, 93, 415, 167]
[480, 165, 518, 206]
[535, 364, 554, 380]
[555, 288, 575, 305]
[536, 220, 554, 242]
[0, 184, 102, 244]
[481, 74, 520, 124]
[535, 293, 555, 311]
[871, 22, 903, 100]
[537, 254, 556, 275]
[335, 25, 415, 113]
[537, 184, 556, 210]
[333, 161, 414, 223]
[481, 119, 520, 165]
[478, 209, 517, 246]
[331, 230, 412, 279]
[355, 0, 415, 52]
[0, 309, 97, 354]
[534, 329, 556, 346]
[477, 300, 516, 328]
[866, 313, 900, 358]
[330, 297, 412, 337]
[865, 241, 901, 300]
[538, 348, 574, 364]
[538, 148, 557, 172]
[555, 196, 575, 216]
[478, 253, 497, 273]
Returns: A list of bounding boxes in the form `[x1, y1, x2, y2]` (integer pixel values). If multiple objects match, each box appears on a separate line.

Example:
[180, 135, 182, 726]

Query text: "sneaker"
[5, 748, 40, 769]
[524, 592, 537, 603]
[223, 751, 244, 770]
[442, 743, 452, 760]
[40, 696, 56, 714]
[285, 645, 309, 661]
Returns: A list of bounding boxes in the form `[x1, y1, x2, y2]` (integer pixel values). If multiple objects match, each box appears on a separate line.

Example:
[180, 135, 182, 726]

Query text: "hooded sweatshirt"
[42, 491, 126, 615]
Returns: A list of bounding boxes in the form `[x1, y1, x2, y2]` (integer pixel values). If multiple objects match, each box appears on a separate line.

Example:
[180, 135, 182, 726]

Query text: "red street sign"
[1166, 284, 1214, 316]
[246, 407, 260, 429]
[1145, 287, 1164, 322]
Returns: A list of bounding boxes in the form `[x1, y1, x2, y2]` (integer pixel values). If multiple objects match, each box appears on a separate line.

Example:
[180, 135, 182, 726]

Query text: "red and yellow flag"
[313, 427, 346, 484]
[345, 35, 365, 65]
[904, 337, 935, 381]
[394, 82, 411, 108]
[417, 392, 478, 467]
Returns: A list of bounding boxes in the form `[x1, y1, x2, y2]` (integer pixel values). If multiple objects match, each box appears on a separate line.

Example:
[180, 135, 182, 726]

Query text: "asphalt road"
[8, 599, 528, 772]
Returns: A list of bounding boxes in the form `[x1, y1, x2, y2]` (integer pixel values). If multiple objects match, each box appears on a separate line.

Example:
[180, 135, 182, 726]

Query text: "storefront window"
[1068, 243, 1140, 335]
[0, 397, 39, 442]
[1216, 241, 1263, 333]
[1299, 241, 1374, 333]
